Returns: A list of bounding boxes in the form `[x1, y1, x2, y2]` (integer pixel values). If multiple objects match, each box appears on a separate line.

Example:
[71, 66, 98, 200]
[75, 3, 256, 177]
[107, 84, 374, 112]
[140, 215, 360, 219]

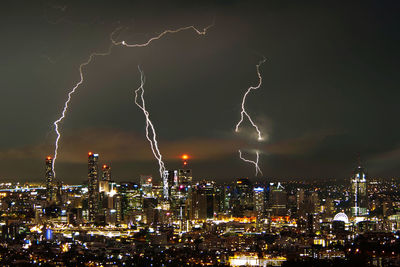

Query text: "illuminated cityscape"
[0, 154, 399, 266]
[1, 1, 400, 266]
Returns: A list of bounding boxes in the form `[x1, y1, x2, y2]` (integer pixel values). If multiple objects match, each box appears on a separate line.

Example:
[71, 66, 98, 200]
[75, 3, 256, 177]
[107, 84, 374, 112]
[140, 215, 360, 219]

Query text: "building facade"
[351, 165, 368, 217]
[88, 152, 100, 222]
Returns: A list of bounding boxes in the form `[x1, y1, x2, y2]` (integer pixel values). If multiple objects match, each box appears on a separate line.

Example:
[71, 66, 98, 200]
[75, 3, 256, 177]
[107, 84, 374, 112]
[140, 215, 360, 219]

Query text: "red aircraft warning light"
[46, 156, 52, 160]
[181, 154, 189, 167]
[88, 152, 93, 156]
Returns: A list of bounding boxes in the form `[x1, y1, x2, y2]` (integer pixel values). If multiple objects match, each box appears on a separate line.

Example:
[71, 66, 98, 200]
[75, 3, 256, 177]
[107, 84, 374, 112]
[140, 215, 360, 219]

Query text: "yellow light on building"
[314, 238, 326, 247]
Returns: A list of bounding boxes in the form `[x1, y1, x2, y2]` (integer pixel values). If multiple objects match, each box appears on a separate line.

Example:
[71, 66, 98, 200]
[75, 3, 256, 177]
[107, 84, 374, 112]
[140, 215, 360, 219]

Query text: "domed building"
[333, 212, 349, 224]
[332, 212, 349, 232]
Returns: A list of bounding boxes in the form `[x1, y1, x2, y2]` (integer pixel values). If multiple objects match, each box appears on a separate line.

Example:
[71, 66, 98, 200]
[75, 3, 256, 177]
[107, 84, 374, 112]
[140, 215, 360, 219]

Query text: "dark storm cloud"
[264, 129, 342, 156]
[0, 126, 341, 182]
[366, 146, 400, 176]
[0, 0, 399, 182]
[0, 128, 244, 163]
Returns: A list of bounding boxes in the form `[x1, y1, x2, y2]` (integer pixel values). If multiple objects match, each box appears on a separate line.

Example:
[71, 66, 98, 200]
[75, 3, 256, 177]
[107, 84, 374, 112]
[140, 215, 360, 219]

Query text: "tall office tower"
[162, 170, 174, 200]
[222, 184, 232, 214]
[140, 175, 153, 198]
[190, 181, 215, 221]
[105, 182, 121, 225]
[163, 170, 170, 200]
[88, 152, 100, 222]
[173, 156, 192, 204]
[102, 164, 111, 181]
[253, 185, 266, 230]
[177, 169, 192, 214]
[118, 182, 143, 224]
[351, 163, 368, 217]
[269, 182, 287, 216]
[237, 178, 253, 207]
[177, 169, 192, 190]
[169, 170, 178, 200]
[98, 164, 112, 221]
[98, 179, 122, 225]
[114, 194, 122, 223]
[122, 183, 142, 209]
[45, 156, 55, 202]
[253, 186, 265, 218]
[178, 155, 192, 192]
[98, 178, 110, 224]
[214, 185, 223, 214]
[232, 178, 253, 217]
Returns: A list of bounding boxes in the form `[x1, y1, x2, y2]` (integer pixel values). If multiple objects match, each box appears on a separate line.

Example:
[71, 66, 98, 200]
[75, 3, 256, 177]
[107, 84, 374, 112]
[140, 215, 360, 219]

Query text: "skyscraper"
[253, 186, 265, 217]
[163, 170, 175, 200]
[170, 168, 192, 231]
[232, 178, 252, 217]
[140, 175, 153, 198]
[102, 164, 111, 181]
[190, 181, 215, 221]
[351, 164, 368, 217]
[269, 183, 287, 216]
[45, 156, 55, 202]
[88, 152, 100, 222]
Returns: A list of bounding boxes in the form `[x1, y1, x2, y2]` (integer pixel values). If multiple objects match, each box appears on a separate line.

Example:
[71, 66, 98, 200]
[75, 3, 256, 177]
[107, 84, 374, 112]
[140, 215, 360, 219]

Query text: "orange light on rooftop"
[181, 154, 189, 160]
[103, 164, 107, 169]
[88, 152, 92, 156]
[46, 156, 52, 160]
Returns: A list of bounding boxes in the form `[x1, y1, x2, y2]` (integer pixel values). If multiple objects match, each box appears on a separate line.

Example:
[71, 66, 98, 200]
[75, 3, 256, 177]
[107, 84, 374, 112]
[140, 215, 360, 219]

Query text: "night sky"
[0, 1, 399, 183]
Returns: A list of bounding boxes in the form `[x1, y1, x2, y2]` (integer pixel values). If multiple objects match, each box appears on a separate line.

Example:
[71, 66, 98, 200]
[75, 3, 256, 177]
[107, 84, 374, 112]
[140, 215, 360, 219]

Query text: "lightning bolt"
[52, 45, 113, 177]
[51, 22, 213, 178]
[239, 150, 262, 176]
[111, 24, 213, 47]
[235, 58, 266, 176]
[134, 66, 166, 178]
[235, 57, 266, 140]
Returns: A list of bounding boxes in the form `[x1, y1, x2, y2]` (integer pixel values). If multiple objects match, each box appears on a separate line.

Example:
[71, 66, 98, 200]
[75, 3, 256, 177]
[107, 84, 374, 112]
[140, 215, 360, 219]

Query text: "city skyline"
[0, 155, 399, 266]
[0, 1, 399, 183]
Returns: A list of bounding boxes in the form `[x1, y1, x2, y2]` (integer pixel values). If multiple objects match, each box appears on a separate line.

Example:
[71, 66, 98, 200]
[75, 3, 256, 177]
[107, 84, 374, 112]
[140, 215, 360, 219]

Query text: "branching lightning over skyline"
[51, 22, 213, 177]
[134, 66, 166, 178]
[235, 58, 266, 176]
[239, 150, 262, 176]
